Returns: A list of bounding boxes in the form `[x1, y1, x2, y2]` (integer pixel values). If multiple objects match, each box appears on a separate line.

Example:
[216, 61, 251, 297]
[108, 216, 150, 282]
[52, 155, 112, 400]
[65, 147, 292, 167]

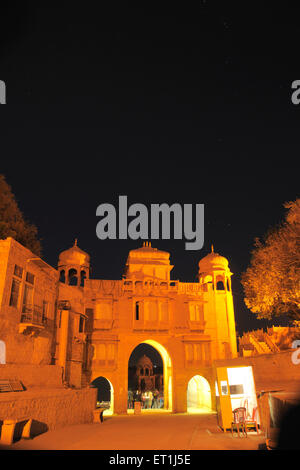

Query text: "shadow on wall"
[0, 419, 49, 448]
[30, 420, 49, 438]
[259, 388, 300, 450]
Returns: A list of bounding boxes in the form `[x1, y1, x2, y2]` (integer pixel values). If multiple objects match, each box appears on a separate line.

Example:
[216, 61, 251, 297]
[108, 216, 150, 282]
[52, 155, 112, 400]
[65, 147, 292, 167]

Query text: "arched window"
[216, 281, 225, 290]
[59, 270, 65, 283]
[80, 270, 86, 287]
[216, 276, 225, 291]
[68, 268, 78, 286]
[135, 301, 140, 321]
[79, 315, 85, 333]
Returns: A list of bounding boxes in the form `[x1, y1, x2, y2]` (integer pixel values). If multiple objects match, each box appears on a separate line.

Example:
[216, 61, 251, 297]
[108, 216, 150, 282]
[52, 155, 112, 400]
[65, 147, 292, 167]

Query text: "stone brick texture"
[0, 387, 97, 431]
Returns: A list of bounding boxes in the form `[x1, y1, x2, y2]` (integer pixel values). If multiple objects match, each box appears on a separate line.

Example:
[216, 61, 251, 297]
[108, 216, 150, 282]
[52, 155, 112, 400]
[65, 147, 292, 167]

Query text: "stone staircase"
[248, 334, 272, 354]
[239, 328, 281, 356]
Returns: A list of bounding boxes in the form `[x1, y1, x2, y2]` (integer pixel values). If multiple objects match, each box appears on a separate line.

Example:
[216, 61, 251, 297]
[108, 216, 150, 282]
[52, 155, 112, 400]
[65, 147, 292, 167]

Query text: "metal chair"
[231, 407, 247, 437]
[245, 406, 259, 434]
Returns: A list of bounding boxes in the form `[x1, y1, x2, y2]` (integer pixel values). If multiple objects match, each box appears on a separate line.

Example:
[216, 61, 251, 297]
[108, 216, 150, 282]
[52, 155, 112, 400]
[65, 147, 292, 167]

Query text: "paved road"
[3, 411, 266, 450]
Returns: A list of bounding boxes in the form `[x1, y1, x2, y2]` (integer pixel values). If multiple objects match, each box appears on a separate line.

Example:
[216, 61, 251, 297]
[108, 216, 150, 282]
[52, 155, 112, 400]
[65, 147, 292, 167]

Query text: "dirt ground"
[1, 410, 267, 450]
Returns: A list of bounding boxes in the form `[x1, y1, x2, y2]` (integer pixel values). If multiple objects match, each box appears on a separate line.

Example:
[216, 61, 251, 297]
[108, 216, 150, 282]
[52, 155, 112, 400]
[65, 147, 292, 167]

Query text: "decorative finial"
[211, 244, 214, 253]
[74, 239, 78, 246]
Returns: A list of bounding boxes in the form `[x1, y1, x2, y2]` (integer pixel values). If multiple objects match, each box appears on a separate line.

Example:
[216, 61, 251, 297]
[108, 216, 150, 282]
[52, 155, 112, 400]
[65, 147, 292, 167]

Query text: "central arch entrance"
[187, 375, 212, 413]
[128, 340, 172, 412]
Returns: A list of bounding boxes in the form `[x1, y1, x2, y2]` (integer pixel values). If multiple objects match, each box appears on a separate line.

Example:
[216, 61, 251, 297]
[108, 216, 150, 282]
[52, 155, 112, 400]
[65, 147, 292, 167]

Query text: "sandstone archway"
[128, 339, 172, 412]
[91, 376, 114, 415]
[187, 375, 211, 412]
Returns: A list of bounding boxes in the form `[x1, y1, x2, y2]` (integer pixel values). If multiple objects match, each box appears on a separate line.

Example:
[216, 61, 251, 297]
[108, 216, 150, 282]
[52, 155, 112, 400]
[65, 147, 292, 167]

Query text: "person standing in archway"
[148, 390, 153, 409]
[158, 391, 164, 408]
[142, 391, 148, 409]
[152, 389, 159, 408]
[128, 389, 133, 409]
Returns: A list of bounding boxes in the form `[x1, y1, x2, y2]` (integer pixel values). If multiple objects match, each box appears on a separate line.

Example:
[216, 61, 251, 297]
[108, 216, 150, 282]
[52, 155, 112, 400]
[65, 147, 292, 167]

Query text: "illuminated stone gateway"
[82, 242, 238, 414]
[0, 238, 238, 416]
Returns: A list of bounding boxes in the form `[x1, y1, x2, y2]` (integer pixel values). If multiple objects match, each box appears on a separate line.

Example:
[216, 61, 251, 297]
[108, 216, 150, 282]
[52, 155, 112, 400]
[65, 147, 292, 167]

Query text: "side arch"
[90, 375, 114, 415]
[187, 374, 212, 412]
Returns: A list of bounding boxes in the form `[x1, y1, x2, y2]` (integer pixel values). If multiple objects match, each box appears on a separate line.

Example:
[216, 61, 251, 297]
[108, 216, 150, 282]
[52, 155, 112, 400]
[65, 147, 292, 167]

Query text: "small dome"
[58, 239, 90, 268]
[198, 245, 229, 272]
[137, 355, 153, 368]
[127, 242, 170, 265]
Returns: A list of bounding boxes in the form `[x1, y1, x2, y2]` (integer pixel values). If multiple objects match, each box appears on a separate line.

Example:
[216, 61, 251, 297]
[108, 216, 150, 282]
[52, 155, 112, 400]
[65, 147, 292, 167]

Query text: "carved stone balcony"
[19, 305, 47, 336]
[122, 279, 179, 294]
[187, 320, 206, 332]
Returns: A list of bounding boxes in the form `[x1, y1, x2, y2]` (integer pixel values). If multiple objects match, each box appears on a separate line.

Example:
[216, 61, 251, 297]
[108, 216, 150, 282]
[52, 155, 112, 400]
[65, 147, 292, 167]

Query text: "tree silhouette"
[0, 174, 42, 256]
[241, 199, 300, 321]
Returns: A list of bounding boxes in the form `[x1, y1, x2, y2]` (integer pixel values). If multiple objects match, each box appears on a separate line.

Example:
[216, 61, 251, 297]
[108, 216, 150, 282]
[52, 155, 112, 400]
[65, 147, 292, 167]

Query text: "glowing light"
[187, 375, 211, 412]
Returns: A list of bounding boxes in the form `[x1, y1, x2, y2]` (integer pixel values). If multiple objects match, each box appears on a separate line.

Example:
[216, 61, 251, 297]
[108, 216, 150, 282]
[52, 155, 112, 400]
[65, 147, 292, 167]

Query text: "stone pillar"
[172, 378, 187, 413]
[69, 361, 82, 388]
[114, 358, 129, 414]
[58, 309, 69, 381]
[114, 378, 128, 414]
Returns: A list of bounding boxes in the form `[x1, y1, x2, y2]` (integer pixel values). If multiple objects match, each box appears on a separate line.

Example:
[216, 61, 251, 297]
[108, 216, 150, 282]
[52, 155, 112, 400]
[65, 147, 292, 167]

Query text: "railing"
[178, 283, 203, 294]
[121, 279, 204, 294]
[263, 332, 280, 353]
[20, 304, 47, 326]
[248, 334, 270, 355]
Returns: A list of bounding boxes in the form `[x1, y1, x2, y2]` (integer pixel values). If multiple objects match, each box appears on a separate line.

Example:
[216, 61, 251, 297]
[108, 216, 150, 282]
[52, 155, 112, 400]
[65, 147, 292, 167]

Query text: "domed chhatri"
[125, 241, 173, 281]
[198, 245, 229, 273]
[58, 240, 90, 286]
[127, 241, 170, 264]
[137, 354, 153, 368]
[58, 239, 90, 268]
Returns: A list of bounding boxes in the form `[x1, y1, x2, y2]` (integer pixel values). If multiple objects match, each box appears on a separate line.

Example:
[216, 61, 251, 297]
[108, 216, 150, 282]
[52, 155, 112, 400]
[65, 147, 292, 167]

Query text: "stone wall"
[0, 388, 97, 433]
[214, 349, 300, 390]
[0, 364, 63, 389]
[0, 238, 58, 365]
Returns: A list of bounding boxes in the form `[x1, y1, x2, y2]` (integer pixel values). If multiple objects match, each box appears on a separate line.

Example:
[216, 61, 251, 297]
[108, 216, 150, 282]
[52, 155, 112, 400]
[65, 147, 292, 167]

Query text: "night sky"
[0, 3, 299, 338]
